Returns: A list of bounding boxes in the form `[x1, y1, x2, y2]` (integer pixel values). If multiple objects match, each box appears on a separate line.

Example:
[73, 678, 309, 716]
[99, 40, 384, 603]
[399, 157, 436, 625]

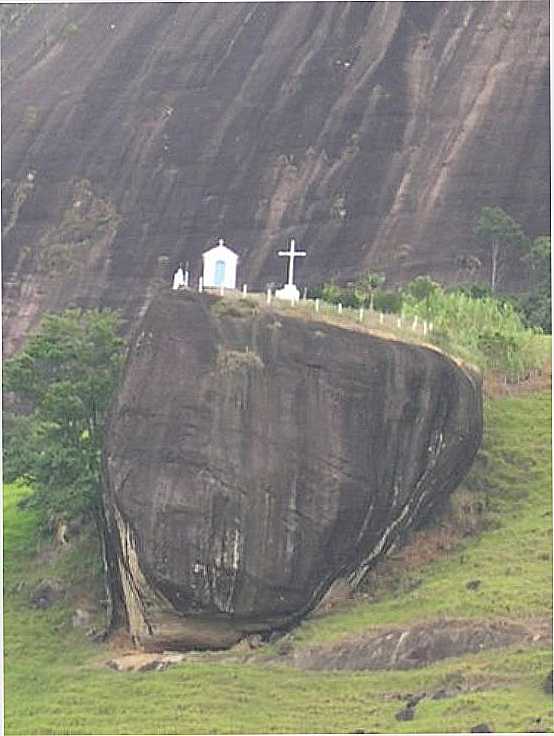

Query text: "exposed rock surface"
[1, 1, 549, 354]
[102, 290, 482, 650]
[287, 619, 537, 671]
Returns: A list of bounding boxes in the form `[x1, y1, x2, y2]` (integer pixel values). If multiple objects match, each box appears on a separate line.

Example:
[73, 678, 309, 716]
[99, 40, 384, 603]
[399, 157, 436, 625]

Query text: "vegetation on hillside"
[3, 388, 551, 734]
[475, 206, 527, 293]
[309, 273, 548, 380]
[3, 308, 124, 525]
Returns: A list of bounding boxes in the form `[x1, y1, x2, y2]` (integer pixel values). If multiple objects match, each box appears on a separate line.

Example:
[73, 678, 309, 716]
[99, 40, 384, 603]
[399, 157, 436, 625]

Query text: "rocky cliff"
[1, 1, 549, 354]
[102, 291, 482, 650]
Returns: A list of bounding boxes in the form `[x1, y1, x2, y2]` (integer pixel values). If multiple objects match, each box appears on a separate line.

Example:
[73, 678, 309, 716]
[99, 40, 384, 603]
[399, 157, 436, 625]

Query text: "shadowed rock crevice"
[102, 291, 482, 650]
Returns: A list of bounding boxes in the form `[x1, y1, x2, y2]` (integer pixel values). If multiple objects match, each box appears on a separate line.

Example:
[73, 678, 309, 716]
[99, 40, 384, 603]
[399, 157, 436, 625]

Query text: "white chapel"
[202, 238, 238, 289]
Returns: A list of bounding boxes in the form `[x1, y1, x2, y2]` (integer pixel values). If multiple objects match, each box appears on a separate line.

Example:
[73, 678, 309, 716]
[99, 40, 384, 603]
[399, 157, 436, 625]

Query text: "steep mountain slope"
[1, 1, 549, 352]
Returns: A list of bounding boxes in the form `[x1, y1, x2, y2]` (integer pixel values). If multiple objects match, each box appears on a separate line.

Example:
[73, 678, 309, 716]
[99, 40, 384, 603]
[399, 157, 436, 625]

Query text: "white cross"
[218, 237, 225, 247]
[278, 238, 306, 287]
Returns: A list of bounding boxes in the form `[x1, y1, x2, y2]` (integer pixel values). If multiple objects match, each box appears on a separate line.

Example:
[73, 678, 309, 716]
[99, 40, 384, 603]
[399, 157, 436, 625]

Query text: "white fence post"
[266, 288, 272, 305]
[423, 320, 428, 336]
[242, 284, 248, 295]
[397, 317, 402, 329]
[198, 276, 203, 293]
[338, 303, 343, 314]
[220, 285, 224, 296]
[315, 298, 320, 313]
[379, 312, 384, 324]
[359, 307, 364, 322]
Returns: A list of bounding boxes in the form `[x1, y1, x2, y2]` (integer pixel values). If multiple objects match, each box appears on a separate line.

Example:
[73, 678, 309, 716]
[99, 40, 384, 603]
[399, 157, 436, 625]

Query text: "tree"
[3, 309, 124, 524]
[525, 235, 551, 275]
[475, 206, 527, 292]
[402, 275, 442, 319]
[355, 271, 385, 309]
[519, 235, 551, 332]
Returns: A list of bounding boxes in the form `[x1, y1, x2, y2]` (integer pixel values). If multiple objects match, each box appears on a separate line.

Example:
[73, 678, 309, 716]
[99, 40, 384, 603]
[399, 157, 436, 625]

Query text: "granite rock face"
[102, 292, 482, 650]
[2, 1, 549, 354]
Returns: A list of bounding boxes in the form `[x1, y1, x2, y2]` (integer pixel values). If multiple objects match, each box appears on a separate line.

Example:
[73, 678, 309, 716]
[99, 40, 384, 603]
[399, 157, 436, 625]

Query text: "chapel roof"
[202, 242, 238, 260]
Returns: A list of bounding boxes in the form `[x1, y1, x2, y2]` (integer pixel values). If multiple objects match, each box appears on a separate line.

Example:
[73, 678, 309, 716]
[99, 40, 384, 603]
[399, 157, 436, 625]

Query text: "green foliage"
[517, 235, 551, 333]
[402, 275, 442, 318]
[372, 289, 403, 314]
[517, 287, 552, 334]
[210, 296, 259, 319]
[403, 274, 441, 302]
[526, 235, 551, 272]
[320, 280, 343, 304]
[353, 271, 385, 308]
[475, 207, 528, 291]
[3, 309, 124, 522]
[449, 282, 494, 300]
[295, 391, 552, 643]
[3, 391, 552, 735]
[476, 206, 527, 249]
[401, 285, 547, 378]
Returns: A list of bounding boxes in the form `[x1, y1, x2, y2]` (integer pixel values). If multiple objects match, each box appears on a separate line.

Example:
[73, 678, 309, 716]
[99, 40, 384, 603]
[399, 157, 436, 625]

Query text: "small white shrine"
[276, 238, 306, 301]
[202, 238, 238, 289]
[172, 264, 188, 290]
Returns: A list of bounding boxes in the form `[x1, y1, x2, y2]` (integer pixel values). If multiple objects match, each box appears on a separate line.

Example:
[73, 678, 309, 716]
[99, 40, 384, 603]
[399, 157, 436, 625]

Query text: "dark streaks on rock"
[1, 2, 549, 354]
[102, 291, 482, 650]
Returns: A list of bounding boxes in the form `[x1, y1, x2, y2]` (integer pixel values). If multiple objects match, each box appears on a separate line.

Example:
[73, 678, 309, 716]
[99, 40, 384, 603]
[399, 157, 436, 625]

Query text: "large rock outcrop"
[2, 1, 549, 354]
[102, 291, 482, 650]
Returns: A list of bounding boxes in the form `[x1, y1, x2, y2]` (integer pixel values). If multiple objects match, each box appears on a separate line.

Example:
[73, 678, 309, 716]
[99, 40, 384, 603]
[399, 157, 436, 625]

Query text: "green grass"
[3, 391, 553, 734]
[293, 392, 552, 646]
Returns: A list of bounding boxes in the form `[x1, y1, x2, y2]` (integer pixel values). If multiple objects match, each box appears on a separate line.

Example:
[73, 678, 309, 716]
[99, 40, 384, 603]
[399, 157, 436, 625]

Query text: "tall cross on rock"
[276, 238, 306, 302]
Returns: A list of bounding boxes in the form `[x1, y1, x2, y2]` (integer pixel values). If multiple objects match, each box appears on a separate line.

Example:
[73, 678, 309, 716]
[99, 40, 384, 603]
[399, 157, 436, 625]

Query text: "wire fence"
[185, 284, 549, 389]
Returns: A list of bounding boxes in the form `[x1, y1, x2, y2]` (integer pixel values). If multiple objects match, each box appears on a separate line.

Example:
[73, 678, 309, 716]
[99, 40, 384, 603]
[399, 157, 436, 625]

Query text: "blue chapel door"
[214, 260, 226, 286]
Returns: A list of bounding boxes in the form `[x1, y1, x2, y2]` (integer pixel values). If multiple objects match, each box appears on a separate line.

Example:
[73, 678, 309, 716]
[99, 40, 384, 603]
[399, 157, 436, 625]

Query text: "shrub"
[372, 289, 403, 314]
[3, 309, 124, 524]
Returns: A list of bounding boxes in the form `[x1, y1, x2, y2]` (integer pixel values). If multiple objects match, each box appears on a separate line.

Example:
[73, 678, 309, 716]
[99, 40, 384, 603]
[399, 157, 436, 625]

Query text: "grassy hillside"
[3, 389, 552, 735]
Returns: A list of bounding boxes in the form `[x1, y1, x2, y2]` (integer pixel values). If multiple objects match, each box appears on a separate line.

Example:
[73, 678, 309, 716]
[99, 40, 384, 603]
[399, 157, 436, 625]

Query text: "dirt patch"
[484, 363, 551, 398]
[105, 651, 187, 673]
[281, 618, 551, 671]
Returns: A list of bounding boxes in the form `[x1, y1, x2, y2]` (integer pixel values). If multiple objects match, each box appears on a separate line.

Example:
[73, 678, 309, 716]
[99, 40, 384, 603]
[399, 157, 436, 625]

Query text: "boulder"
[102, 291, 482, 650]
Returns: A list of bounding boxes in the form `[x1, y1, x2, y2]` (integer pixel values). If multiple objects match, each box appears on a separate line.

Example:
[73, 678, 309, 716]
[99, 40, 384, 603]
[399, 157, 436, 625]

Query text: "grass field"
[3, 389, 552, 735]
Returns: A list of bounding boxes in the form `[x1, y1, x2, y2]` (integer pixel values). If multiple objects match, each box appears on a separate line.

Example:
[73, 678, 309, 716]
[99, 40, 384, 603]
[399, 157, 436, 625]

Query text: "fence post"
[242, 284, 248, 295]
[379, 312, 384, 325]
[397, 317, 402, 329]
[315, 298, 320, 313]
[412, 316, 418, 331]
[266, 288, 272, 305]
[423, 320, 428, 336]
[198, 276, 203, 293]
[338, 303, 343, 314]
[359, 307, 364, 322]
[220, 285, 224, 296]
